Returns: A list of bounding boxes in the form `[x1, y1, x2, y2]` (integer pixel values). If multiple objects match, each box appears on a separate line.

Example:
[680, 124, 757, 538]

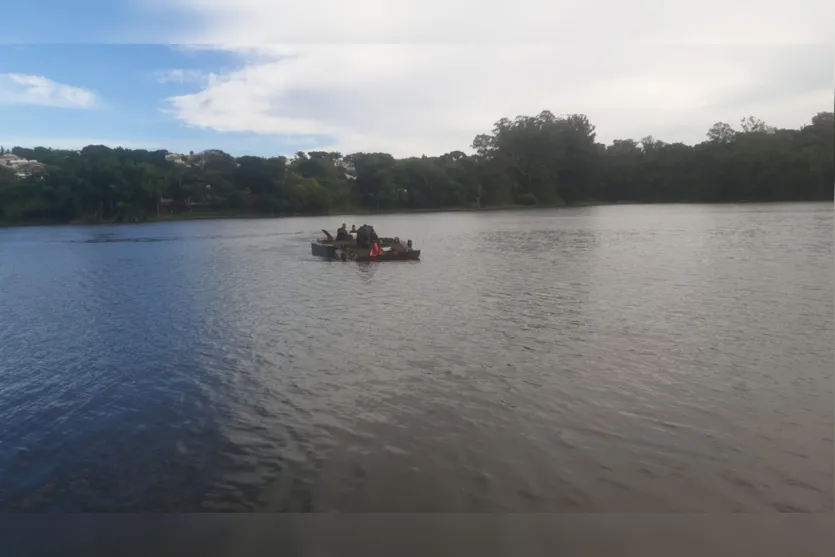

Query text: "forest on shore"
[1, 110, 832, 225]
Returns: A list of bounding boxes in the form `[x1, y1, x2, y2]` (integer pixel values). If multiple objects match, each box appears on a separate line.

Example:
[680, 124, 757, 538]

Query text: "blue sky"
[0, 0, 832, 158]
[0, 44, 326, 156]
[0, 2, 200, 44]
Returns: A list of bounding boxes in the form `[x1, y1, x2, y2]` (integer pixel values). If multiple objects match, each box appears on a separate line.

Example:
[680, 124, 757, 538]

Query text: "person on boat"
[356, 224, 369, 248]
[392, 237, 408, 253]
[335, 223, 349, 241]
[349, 225, 358, 240]
[368, 225, 379, 246]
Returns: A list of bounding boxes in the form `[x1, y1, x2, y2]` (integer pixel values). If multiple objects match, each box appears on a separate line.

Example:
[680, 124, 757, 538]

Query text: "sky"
[0, 1, 833, 158]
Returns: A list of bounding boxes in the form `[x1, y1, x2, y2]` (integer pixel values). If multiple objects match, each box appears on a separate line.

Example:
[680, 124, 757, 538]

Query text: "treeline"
[1, 110, 832, 224]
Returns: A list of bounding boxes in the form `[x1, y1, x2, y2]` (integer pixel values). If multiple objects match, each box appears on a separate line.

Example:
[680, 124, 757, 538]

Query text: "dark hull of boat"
[311, 240, 420, 262]
[311, 241, 338, 258]
[355, 249, 421, 262]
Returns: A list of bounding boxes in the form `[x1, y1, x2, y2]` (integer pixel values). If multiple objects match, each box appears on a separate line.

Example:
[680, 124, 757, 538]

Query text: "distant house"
[165, 153, 188, 165]
[2, 155, 45, 178]
[336, 159, 357, 180]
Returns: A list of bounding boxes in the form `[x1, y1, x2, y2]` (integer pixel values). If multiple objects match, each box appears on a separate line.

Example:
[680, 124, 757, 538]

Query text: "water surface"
[1, 203, 832, 512]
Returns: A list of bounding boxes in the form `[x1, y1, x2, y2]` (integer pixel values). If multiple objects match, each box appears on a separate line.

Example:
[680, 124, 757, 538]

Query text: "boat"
[311, 229, 421, 262]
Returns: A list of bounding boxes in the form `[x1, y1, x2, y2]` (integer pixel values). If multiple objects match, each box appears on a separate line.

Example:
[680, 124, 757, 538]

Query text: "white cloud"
[143, 1, 835, 156]
[163, 44, 833, 157]
[0, 74, 97, 109]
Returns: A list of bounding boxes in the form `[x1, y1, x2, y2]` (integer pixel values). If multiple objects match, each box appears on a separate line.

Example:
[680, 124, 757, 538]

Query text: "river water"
[0, 203, 832, 512]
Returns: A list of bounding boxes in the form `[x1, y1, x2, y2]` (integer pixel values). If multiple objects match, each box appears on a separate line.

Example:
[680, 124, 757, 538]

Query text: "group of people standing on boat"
[336, 223, 378, 249]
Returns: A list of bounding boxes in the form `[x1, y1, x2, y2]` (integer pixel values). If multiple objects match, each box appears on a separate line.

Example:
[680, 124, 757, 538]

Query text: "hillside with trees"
[1, 110, 832, 225]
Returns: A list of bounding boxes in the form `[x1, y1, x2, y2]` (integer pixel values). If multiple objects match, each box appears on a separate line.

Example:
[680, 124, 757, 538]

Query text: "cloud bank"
[163, 44, 833, 157]
[0, 74, 97, 109]
[137, 1, 833, 156]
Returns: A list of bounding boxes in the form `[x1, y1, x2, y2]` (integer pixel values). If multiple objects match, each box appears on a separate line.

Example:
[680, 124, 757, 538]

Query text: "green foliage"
[1, 110, 832, 224]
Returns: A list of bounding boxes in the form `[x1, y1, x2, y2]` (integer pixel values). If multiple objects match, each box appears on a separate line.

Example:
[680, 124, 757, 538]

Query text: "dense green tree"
[1, 110, 832, 225]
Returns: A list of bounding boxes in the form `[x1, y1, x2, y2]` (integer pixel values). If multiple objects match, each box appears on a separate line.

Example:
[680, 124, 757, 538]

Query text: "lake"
[0, 203, 832, 512]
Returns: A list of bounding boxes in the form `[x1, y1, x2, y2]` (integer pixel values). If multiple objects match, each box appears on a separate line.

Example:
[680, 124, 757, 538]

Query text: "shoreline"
[1, 199, 830, 228]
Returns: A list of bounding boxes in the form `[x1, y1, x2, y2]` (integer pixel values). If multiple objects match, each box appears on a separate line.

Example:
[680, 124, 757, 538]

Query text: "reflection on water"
[0, 203, 832, 512]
